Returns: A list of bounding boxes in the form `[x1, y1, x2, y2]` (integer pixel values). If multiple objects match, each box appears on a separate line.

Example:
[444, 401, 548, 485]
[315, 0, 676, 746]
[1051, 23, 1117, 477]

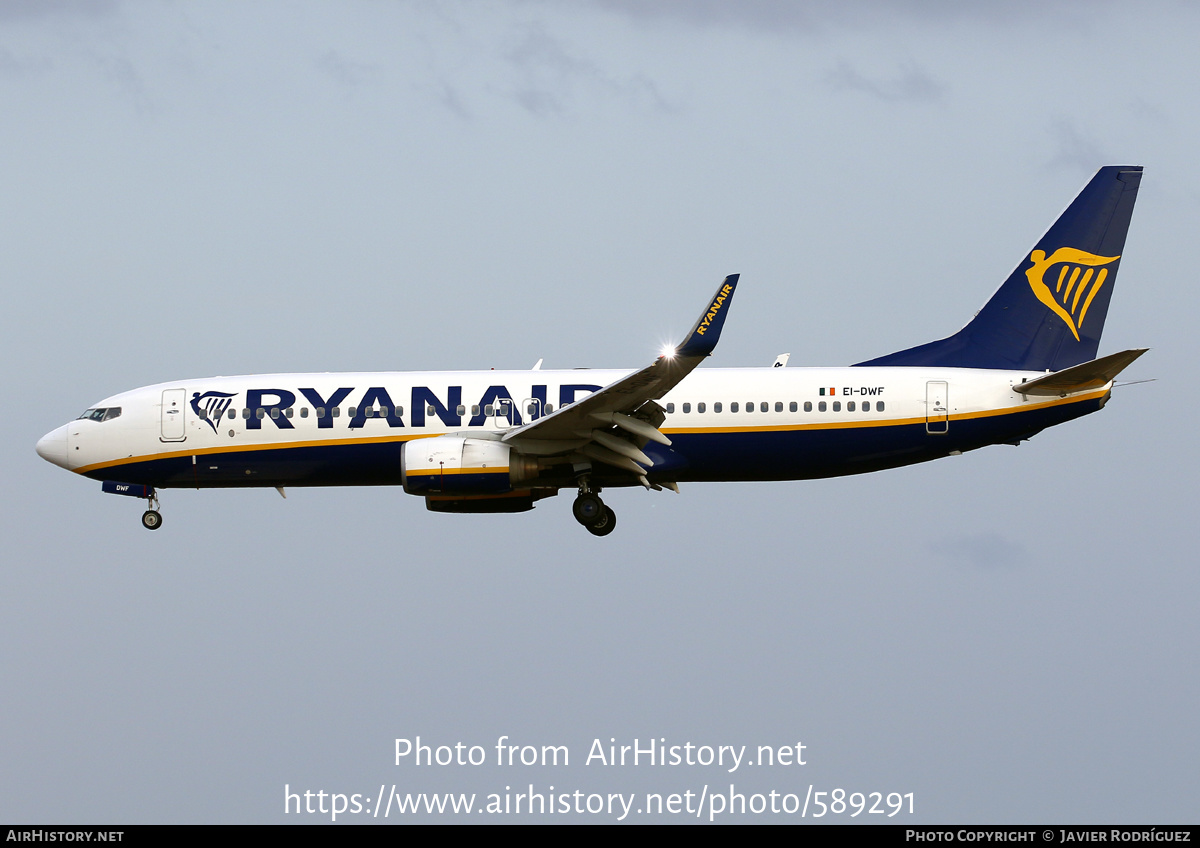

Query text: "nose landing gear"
[141, 490, 162, 531]
[101, 481, 163, 530]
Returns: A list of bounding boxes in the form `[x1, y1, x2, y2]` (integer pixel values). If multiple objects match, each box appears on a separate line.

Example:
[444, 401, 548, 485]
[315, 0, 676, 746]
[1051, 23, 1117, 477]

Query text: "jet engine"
[400, 436, 541, 496]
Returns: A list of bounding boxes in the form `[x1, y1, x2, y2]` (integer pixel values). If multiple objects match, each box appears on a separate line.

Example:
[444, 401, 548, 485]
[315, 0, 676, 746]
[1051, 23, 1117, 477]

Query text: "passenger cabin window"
[746, 402, 754, 413]
[818, 401, 827, 412]
[300, 408, 309, 418]
[804, 401, 812, 412]
[666, 403, 675, 413]
[848, 401, 855, 412]
[227, 409, 235, 420]
[761, 402, 769, 412]
[714, 402, 722, 413]
[731, 402, 739, 412]
[682, 403, 691, 413]
[833, 401, 841, 412]
[316, 407, 325, 418]
[876, 401, 885, 412]
[789, 402, 797, 412]
[545, 404, 554, 414]
[457, 405, 466, 416]
[697, 402, 706, 413]
[775, 402, 783, 412]
[332, 407, 341, 418]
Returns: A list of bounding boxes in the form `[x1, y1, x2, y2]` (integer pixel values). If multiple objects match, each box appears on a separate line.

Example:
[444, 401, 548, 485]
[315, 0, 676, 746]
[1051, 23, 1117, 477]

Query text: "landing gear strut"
[572, 477, 616, 536]
[141, 490, 162, 531]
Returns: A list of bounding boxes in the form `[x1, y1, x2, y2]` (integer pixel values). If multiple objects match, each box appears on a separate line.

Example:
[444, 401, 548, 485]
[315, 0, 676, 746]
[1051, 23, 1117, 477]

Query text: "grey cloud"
[512, 86, 565, 116]
[1046, 119, 1108, 174]
[0, 47, 53, 79]
[314, 50, 378, 89]
[0, 0, 118, 23]
[507, 21, 595, 77]
[825, 60, 946, 103]
[587, 0, 1115, 32]
[588, 0, 829, 32]
[433, 80, 471, 120]
[93, 52, 155, 114]
[503, 21, 673, 116]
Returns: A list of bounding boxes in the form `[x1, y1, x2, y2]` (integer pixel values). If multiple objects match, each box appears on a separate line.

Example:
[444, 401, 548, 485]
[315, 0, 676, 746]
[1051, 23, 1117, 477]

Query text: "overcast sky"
[3, 0, 1197, 824]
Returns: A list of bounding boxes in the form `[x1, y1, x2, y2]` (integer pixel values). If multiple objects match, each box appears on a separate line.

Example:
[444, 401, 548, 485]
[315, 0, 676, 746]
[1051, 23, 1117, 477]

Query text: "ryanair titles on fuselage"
[190, 382, 605, 433]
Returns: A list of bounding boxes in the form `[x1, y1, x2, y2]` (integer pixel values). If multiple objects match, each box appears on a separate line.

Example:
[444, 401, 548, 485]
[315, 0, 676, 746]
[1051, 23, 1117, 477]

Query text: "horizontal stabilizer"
[1013, 348, 1147, 395]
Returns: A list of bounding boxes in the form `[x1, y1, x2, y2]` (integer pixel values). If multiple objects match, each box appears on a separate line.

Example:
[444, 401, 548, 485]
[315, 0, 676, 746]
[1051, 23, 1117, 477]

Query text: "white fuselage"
[38, 365, 1109, 489]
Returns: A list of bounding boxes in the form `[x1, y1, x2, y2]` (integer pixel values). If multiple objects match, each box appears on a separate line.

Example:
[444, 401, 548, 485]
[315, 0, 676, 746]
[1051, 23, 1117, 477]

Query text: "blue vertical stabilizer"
[856, 166, 1142, 371]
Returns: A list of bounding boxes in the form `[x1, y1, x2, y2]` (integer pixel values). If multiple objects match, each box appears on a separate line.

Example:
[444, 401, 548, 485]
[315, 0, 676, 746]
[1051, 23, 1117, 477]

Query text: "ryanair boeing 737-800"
[36, 166, 1146, 535]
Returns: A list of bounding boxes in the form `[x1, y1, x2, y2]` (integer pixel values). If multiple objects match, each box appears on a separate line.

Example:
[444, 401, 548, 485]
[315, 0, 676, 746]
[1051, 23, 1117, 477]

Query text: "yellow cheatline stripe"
[73, 431, 428, 476]
[406, 467, 510, 477]
[76, 389, 1107, 474]
[662, 416, 924, 434]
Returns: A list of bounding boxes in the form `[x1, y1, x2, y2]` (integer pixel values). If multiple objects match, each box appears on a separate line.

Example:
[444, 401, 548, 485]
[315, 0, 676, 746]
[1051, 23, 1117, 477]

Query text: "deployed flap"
[1014, 348, 1147, 395]
[503, 275, 739, 446]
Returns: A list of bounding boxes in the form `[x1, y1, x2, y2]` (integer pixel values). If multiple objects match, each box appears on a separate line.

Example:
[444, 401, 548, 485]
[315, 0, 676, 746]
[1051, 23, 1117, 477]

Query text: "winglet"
[675, 274, 739, 358]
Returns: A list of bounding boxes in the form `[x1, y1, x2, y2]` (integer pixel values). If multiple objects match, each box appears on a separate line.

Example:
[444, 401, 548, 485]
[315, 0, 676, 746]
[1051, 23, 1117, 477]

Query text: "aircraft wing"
[501, 275, 739, 475]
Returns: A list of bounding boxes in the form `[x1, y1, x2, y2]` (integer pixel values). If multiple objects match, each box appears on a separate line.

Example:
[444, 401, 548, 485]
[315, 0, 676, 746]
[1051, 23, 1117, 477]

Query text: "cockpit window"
[77, 407, 121, 422]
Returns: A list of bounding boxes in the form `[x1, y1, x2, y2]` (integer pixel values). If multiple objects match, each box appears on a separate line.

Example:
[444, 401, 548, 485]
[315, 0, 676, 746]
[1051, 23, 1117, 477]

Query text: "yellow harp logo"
[1025, 247, 1120, 341]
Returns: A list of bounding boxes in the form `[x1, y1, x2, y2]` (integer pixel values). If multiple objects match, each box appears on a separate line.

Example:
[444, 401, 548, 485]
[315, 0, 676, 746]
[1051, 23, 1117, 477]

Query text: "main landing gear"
[572, 479, 616, 537]
[141, 490, 162, 531]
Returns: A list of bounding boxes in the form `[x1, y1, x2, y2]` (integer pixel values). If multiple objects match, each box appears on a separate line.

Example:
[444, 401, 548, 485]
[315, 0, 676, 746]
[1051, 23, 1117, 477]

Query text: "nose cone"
[36, 424, 71, 470]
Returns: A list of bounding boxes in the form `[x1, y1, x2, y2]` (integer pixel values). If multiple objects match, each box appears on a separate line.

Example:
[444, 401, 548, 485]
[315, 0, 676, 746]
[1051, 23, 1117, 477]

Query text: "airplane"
[36, 165, 1147, 536]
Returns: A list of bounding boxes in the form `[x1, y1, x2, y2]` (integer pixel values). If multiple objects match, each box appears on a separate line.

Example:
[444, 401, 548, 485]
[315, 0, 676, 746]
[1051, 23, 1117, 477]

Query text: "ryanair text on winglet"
[695, 284, 734, 336]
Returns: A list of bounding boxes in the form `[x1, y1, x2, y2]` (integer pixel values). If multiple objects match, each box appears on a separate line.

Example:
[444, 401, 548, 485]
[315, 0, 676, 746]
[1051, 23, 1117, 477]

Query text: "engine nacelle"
[400, 436, 540, 496]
